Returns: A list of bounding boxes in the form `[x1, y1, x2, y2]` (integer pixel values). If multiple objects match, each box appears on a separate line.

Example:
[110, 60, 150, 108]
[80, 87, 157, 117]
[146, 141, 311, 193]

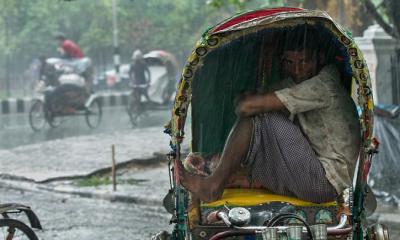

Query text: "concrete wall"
[355, 24, 400, 105]
[0, 91, 130, 115]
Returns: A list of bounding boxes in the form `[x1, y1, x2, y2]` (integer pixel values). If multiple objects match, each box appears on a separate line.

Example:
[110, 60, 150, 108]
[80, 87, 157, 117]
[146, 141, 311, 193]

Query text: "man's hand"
[235, 92, 286, 117]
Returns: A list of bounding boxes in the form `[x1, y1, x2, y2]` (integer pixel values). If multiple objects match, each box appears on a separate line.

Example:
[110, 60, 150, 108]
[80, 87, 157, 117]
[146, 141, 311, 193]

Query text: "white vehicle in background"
[94, 50, 179, 105]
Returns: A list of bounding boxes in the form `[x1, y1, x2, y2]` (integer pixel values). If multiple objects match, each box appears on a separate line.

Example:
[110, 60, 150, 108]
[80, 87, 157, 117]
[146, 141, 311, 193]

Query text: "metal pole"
[4, 19, 11, 97]
[112, 0, 120, 82]
[112, 144, 117, 191]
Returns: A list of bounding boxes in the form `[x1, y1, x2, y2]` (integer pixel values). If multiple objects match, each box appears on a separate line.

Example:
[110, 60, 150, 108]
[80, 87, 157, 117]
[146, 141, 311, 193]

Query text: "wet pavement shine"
[1, 106, 399, 239]
[0, 106, 177, 239]
[0, 185, 172, 240]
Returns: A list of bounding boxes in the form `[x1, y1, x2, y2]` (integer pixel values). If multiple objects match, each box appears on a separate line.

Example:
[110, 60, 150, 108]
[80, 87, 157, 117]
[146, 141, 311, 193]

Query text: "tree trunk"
[363, 0, 397, 39]
[385, 0, 400, 39]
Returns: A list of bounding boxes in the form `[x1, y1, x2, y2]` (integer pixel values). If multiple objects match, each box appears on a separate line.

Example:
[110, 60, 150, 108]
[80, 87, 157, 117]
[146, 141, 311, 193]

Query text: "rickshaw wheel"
[127, 104, 141, 127]
[126, 92, 144, 127]
[28, 100, 46, 131]
[0, 218, 39, 240]
[85, 98, 102, 128]
[46, 111, 62, 128]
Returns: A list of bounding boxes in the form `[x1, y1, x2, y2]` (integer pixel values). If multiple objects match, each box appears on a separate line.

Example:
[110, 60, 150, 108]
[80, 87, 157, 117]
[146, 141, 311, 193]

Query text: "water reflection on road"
[0, 106, 171, 150]
[0, 106, 173, 239]
[0, 186, 172, 240]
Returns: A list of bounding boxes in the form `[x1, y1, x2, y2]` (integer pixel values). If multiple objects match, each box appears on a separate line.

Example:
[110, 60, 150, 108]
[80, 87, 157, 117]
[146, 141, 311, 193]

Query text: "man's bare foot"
[177, 160, 223, 203]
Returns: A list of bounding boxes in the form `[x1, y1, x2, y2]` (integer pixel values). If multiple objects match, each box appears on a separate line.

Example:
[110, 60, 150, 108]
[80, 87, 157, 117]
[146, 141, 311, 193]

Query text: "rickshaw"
[28, 57, 102, 131]
[143, 50, 179, 104]
[0, 203, 42, 240]
[126, 50, 179, 126]
[160, 7, 389, 240]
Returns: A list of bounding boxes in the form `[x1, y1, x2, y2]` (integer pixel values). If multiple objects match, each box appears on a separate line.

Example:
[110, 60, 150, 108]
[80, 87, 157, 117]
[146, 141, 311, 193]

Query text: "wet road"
[0, 106, 174, 239]
[0, 106, 171, 150]
[0, 185, 172, 240]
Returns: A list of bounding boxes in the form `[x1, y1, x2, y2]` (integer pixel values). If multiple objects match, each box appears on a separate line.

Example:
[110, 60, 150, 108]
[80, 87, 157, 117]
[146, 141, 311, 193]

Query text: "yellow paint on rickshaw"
[188, 205, 200, 229]
[368, 100, 374, 110]
[201, 189, 336, 208]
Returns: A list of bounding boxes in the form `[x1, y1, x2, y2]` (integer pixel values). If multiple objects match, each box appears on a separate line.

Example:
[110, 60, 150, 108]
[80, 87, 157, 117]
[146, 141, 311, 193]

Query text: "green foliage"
[75, 175, 146, 187]
[0, 0, 221, 89]
[76, 175, 112, 187]
[206, 0, 299, 12]
[1, 0, 397, 93]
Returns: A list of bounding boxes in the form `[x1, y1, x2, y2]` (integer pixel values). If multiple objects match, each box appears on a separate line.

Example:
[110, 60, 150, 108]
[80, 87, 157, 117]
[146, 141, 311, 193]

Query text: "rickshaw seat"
[201, 188, 336, 208]
[184, 155, 339, 227]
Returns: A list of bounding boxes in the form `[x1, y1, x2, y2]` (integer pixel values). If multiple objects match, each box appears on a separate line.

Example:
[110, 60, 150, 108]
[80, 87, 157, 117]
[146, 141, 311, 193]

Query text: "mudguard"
[0, 203, 42, 230]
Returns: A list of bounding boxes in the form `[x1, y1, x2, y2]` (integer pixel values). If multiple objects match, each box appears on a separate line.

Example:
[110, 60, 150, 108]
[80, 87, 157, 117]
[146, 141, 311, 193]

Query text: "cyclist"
[129, 49, 151, 102]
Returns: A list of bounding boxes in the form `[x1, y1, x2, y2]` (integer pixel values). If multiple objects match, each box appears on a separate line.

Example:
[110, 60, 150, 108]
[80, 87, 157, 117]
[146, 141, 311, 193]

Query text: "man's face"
[282, 49, 318, 83]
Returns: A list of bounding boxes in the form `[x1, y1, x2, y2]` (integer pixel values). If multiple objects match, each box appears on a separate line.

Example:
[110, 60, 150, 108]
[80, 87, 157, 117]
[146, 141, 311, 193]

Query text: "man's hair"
[54, 32, 66, 40]
[283, 24, 319, 53]
[282, 24, 337, 67]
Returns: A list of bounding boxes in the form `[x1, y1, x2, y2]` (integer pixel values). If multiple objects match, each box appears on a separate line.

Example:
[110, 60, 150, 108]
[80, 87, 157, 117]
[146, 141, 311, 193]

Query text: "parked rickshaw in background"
[156, 7, 390, 240]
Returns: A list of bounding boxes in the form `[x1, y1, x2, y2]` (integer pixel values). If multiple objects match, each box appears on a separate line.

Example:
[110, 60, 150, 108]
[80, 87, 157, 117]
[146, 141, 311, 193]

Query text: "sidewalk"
[0, 126, 176, 182]
[0, 159, 171, 206]
[0, 124, 190, 205]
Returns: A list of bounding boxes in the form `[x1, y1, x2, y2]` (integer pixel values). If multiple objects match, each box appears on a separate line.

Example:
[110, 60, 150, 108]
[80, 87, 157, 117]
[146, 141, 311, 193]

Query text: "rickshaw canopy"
[167, 7, 374, 157]
[162, 7, 383, 240]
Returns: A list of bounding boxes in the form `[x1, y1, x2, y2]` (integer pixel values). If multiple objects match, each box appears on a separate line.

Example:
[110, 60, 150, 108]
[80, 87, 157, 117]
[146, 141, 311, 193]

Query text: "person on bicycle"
[129, 49, 152, 102]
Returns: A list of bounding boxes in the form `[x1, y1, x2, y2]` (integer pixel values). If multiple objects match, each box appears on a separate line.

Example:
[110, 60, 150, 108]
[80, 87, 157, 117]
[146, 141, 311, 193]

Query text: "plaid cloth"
[242, 112, 337, 203]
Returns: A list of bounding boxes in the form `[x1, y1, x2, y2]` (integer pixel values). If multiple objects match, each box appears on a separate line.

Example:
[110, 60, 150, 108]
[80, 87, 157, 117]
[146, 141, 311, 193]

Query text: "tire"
[0, 218, 39, 240]
[126, 92, 144, 127]
[42, 94, 61, 129]
[46, 110, 62, 129]
[85, 98, 102, 128]
[28, 100, 46, 132]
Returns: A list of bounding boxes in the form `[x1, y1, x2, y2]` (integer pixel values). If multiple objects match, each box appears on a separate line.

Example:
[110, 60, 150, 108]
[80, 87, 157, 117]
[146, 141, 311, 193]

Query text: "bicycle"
[126, 83, 149, 127]
[0, 203, 42, 240]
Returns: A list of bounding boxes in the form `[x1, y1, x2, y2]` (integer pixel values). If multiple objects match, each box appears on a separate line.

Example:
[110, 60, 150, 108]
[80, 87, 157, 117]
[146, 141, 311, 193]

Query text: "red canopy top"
[211, 7, 303, 33]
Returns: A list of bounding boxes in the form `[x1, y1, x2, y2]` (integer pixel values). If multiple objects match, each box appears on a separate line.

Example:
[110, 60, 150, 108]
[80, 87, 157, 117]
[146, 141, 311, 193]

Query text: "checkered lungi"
[242, 112, 337, 203]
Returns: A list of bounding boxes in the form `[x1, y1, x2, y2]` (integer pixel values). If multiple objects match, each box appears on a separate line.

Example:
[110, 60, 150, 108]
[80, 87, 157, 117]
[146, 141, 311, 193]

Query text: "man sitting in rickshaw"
[180, 25, 361, 204]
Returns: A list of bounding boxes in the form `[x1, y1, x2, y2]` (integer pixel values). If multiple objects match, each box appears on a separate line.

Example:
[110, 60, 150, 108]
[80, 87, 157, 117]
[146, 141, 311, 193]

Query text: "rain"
[0, 1, 399, 239]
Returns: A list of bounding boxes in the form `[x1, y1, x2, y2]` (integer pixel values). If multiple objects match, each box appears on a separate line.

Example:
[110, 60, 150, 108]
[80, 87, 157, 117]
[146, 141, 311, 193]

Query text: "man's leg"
[179, 117, 253, 202]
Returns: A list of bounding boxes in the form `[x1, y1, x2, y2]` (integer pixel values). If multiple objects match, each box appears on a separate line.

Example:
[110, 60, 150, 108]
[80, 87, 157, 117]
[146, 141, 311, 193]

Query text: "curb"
[0, 91, 130, 115]
[37, 152, 168, 184]
[0, 153, 169, 206]
[0, 178, 163, 206]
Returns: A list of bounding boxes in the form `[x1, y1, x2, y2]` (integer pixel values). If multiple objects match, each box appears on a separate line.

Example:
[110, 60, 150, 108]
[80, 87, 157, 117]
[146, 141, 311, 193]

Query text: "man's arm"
[235, 92, 286, 117]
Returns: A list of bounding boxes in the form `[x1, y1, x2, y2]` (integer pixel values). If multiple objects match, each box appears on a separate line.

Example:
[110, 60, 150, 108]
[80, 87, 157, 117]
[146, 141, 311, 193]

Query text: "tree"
[0, 0, 224, 97]
[207, 0, 400, 39]
[361, 0, 400, 39]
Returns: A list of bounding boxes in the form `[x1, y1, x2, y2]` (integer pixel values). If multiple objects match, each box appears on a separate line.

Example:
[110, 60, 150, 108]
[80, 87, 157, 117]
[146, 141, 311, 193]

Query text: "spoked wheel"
[46, 111, 62, 129]
[28, 100, 46, 132]
[85, 98, 102, 128]
[126, 97, 144, 127]
[0, 218, 39, 240]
